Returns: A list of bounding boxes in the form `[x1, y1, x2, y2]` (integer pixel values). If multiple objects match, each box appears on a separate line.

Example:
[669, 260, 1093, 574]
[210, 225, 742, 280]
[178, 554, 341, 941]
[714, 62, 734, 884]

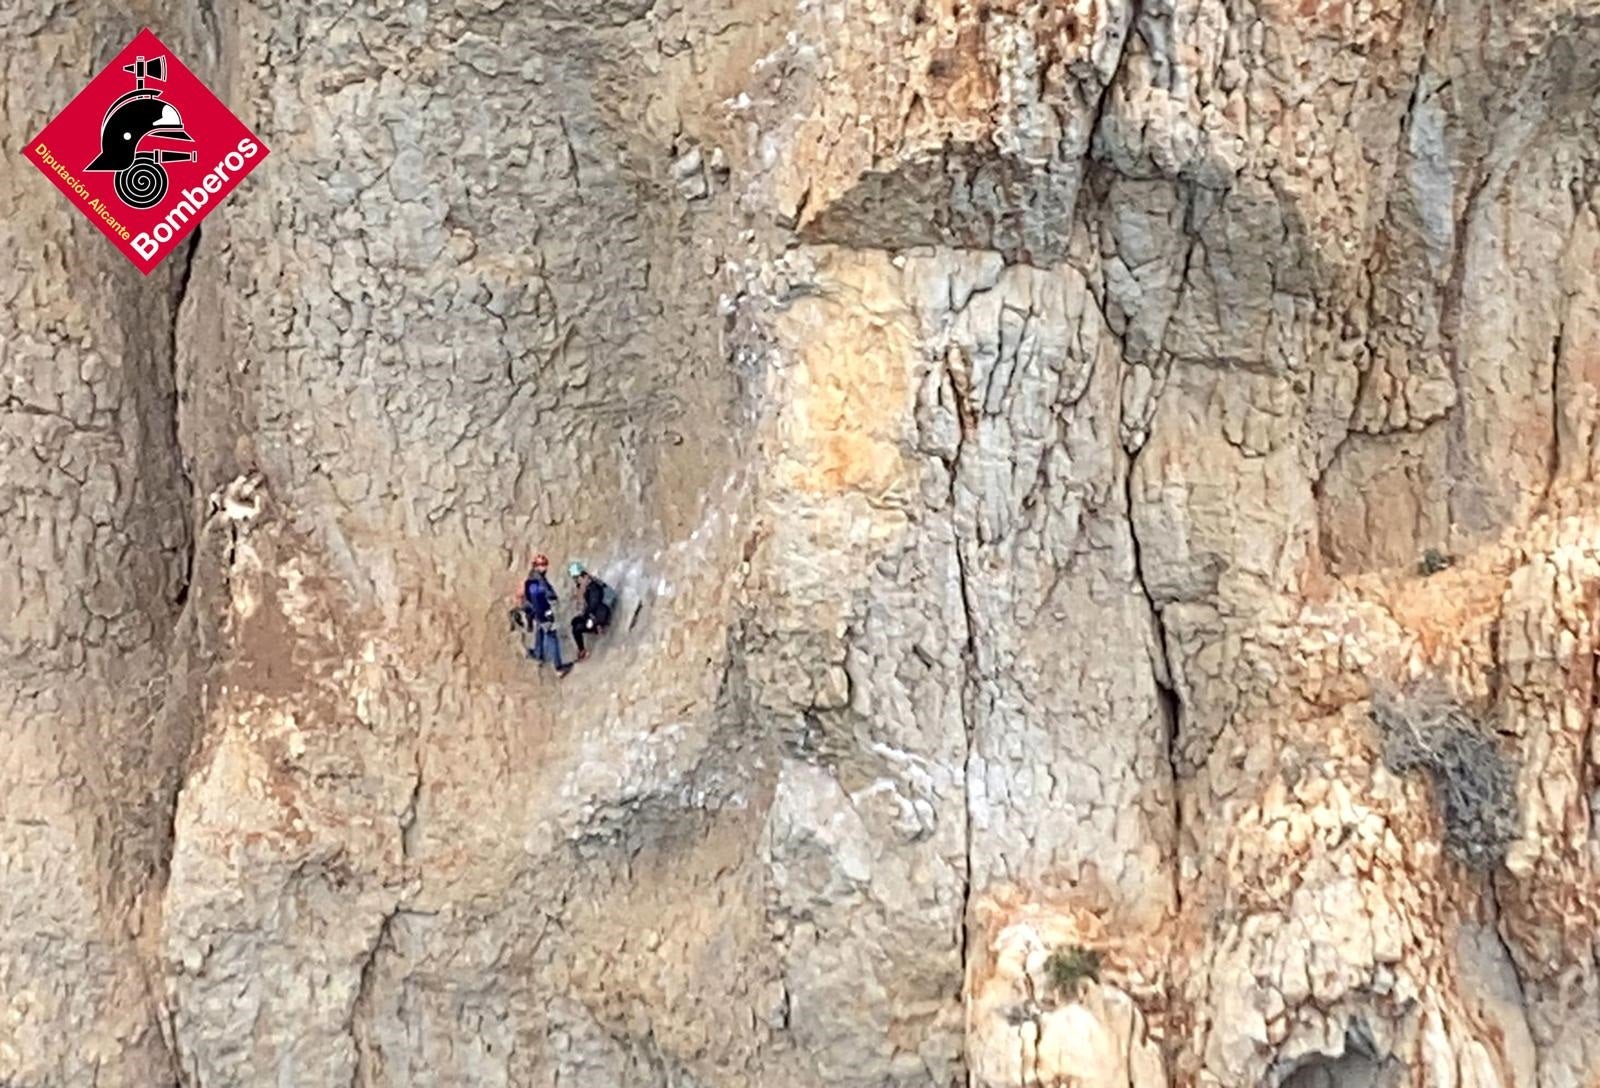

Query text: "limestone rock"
[4, 0, 1600, 1085]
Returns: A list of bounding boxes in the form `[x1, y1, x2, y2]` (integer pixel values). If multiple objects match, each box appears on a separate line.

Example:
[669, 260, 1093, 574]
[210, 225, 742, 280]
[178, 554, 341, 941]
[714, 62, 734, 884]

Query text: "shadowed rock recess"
[4, 0, 1600, 1085]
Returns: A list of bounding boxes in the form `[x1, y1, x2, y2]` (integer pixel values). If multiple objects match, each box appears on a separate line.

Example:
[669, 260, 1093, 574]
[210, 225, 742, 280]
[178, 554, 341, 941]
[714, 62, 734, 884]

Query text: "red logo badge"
[25, 28, 269, 275]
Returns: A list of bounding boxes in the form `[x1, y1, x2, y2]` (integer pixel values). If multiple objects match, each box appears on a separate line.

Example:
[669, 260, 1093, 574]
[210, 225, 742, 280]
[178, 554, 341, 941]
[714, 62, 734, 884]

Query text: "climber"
[519, 554, 571, 676]
[568, 561, 615, 661]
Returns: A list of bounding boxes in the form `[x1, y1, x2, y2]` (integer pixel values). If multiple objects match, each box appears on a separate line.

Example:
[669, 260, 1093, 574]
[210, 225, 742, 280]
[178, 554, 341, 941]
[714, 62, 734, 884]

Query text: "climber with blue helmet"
[567, 560, 615, 661]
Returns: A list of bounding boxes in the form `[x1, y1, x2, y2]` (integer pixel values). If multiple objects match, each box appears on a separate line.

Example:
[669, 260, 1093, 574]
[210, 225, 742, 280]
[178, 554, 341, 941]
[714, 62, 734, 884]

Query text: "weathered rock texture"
[4, 0, 1600, 1085]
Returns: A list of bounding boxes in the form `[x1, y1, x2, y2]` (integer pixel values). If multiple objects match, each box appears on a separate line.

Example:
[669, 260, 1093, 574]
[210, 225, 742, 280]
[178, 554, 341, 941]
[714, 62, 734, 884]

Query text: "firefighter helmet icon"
[84, 54, 198, 209]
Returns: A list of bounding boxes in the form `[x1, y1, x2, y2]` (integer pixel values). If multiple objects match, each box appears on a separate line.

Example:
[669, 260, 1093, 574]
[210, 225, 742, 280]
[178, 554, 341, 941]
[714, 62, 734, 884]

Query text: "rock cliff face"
[4, 0, 1600, 1085]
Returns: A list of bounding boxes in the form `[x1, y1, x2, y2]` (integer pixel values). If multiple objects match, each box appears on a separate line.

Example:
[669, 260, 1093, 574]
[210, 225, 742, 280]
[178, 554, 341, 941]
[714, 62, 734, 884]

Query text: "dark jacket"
[523, 573, 558, 624]
[580, 578, 612, 626]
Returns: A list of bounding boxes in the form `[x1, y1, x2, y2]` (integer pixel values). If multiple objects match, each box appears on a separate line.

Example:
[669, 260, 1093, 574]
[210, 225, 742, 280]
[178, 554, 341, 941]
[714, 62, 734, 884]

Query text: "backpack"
[599, 581, 619, 613]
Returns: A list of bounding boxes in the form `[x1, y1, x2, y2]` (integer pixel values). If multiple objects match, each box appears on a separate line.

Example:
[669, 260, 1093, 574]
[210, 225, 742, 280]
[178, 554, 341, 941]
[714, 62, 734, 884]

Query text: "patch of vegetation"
[1418, 548, 1455, 576]
[1043, 945, 1102, 999]
[1370, 681, 1518, 870]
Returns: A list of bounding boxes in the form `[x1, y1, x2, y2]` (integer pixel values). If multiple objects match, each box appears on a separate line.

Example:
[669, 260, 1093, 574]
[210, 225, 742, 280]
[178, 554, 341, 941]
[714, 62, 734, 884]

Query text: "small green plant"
[1418, 548, 1454, 576]
[1043, 945, 1102, 999]
[1370, 681, 1518, 870]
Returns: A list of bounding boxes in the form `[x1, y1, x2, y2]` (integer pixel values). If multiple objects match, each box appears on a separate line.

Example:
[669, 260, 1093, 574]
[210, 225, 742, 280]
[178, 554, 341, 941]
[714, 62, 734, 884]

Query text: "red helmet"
[530, 553, 549, 569]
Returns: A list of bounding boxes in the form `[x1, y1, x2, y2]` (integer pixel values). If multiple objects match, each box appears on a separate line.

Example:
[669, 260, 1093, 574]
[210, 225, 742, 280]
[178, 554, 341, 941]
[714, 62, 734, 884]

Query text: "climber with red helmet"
[516, 554, 571, 675]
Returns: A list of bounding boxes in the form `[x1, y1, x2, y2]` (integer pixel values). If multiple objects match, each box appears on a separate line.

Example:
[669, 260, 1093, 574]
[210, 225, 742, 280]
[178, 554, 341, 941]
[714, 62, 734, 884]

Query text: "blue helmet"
[568, 561, 586, 579]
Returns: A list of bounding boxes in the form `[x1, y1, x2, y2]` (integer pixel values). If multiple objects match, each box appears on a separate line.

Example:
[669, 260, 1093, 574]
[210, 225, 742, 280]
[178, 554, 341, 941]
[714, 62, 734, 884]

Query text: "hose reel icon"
[84, 54, 196, 210]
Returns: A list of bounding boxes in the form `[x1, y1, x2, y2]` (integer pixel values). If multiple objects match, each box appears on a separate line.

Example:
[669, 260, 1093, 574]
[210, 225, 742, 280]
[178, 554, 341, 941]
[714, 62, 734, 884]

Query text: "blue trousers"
[529, 623, 565, 668]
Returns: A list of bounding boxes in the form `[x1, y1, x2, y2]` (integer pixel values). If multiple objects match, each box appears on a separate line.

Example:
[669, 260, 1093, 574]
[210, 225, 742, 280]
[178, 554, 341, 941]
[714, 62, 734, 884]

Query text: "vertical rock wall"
[1, 6, 210, 1084]
[3, 0, 1599, 1086]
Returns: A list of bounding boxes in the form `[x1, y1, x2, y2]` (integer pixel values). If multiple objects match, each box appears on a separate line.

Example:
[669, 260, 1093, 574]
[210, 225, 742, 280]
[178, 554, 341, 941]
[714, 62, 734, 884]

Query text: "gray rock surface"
[4, 0, 1600, 1085]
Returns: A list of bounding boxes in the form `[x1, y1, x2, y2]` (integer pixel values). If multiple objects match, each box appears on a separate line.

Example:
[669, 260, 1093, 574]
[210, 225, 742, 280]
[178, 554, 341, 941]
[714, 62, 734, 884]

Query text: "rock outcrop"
[4, 0, 1599, 1085]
